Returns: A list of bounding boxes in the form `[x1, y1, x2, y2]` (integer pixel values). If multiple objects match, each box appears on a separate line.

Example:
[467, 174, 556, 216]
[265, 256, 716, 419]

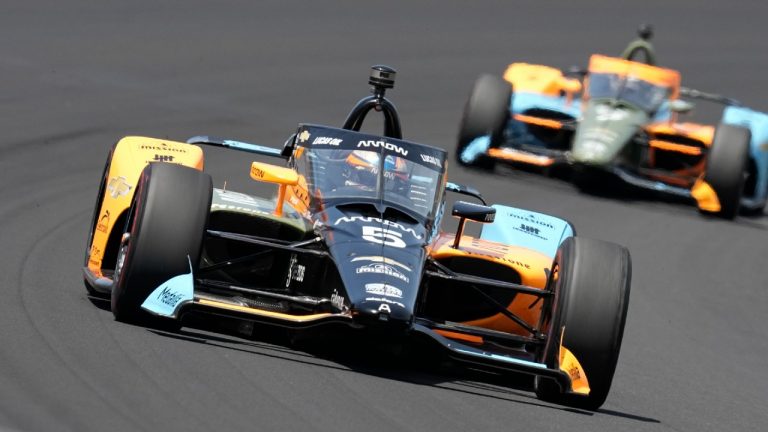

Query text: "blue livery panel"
[141, 257, 195, 318]
[480, 205, 574, 259]
[511, 92, 582, 118]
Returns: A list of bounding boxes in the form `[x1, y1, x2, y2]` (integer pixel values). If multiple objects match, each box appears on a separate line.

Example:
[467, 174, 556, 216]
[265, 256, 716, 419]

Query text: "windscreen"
[588, 72, 671, 112]
[292, 125, 446, 222]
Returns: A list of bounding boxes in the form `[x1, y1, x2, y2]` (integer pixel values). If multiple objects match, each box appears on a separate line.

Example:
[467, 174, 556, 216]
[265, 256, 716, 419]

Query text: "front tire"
[456, 74, 511, 168]
[111, 163, 212, 323]
[535, 237, 632, 410]
[703, 123, 750, 219]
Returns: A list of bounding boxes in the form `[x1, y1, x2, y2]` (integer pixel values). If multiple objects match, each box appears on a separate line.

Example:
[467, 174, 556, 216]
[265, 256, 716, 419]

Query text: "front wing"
[133, 228, 590, 397]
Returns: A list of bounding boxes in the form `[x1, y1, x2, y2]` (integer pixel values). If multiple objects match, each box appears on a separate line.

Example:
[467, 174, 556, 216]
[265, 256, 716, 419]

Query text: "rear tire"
[111, 163, 212, 324]
[703, 123, 750, 219]
[535, 237, 632, 411]
[456, 74, 511, 168]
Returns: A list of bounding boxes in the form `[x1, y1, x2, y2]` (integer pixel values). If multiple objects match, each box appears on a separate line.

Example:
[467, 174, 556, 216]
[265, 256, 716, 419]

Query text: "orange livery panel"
[87, 137, 204, 276]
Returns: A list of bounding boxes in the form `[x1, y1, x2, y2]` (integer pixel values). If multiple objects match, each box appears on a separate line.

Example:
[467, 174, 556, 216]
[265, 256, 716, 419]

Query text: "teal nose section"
[571, 101, 649, 166]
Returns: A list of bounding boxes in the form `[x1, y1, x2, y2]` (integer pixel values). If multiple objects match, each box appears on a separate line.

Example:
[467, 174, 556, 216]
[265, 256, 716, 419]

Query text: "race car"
[83, 65, 632, 410]
[457, 26, 768, 219]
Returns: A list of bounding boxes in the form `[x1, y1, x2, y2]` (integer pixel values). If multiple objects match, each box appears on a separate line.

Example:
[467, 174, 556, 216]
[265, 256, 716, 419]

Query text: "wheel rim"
[114, 233, 130, 284]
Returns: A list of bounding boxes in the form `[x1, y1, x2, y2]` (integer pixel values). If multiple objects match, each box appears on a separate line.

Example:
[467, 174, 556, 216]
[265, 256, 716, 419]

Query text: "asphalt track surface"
[1, 1, 767, 431]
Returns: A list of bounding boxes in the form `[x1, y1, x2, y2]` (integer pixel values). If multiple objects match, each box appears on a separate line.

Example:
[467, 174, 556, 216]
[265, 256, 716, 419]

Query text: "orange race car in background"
[83, 66, 631, 410]
[457, 26, 768, 219]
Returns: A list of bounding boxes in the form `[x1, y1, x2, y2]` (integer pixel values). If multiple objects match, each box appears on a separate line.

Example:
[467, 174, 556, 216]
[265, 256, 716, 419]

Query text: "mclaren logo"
[107, 176, 132, 199]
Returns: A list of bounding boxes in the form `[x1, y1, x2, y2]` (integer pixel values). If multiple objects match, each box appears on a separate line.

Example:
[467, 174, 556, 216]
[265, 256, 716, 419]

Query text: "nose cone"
[571, 101, 648, 166]
[334, 248, 423, 327]
[321, 206, 427, 329]
[355, 286, 412, 326]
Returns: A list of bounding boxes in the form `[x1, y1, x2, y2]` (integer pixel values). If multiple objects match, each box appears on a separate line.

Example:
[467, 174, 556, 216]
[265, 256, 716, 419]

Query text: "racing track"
[1, 1, 766, 431]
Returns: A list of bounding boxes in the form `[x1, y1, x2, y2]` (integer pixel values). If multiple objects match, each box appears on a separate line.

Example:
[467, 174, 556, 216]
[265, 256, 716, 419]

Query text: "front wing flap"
[411, 323, 589, 396]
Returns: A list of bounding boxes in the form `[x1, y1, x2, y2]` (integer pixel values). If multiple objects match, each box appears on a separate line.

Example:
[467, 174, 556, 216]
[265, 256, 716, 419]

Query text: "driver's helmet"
[342, 150, 408, 190]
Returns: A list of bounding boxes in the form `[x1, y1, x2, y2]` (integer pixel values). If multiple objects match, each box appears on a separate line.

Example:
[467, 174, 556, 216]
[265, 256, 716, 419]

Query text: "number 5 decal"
[362, 226, 406, 248]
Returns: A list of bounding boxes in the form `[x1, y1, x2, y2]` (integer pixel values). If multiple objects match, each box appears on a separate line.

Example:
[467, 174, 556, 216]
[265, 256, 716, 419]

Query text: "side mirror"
[451, 201, 496, 248]
[669, 99, 694, 114]
[250, 161, 299, 216]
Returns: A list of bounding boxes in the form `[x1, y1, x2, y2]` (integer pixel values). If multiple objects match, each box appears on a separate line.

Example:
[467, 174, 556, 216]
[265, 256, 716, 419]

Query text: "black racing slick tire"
[535, 237, 632, 411]
[111, 163, 212, 324]
[702, 123, 751, 219]
[456, 74, 511, 168]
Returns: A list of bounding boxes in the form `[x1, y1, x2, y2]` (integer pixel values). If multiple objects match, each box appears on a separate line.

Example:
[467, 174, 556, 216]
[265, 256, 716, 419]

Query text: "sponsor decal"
[331, 289, 346, 311]
[568, 364, 581, 381]
[140, 256, 194, 317]
[298, 130, 311, 143]
[157, 286, 185, 307]
[88, 244, 102, 266]
[420, 154, 442, 168]
[514, 223, 547, 240]
[251, 165, 265, 179]
[153, 154, 174, 162]
[96, 210, 110, 233]
[107, 176, 132, 199]
[356, 263, 409, 282]
[505, 212, 554, 229]
[312, 136, 342, 146]
[365, 296, 405, 308]
[285, 254, 306, 287]
[350, 256, 411, 272]
[357, 140, 408, 156]
[365, 283, 403, 299]
[334, 216, 422, 239]
[378, 304, 391, 313]
[502, 257, 531, 269]
[462, 245, 532, 270]
[519, 224, 540, 235]
[140, 142, 187, 153]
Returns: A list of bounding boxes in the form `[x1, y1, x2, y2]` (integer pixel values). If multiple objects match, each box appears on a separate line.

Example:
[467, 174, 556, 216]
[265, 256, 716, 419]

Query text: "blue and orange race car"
[457, 27, 768, 219]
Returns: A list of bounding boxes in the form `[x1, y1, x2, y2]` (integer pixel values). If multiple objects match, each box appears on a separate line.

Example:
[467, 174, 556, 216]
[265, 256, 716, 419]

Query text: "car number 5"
[362, 226, 406, 248]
